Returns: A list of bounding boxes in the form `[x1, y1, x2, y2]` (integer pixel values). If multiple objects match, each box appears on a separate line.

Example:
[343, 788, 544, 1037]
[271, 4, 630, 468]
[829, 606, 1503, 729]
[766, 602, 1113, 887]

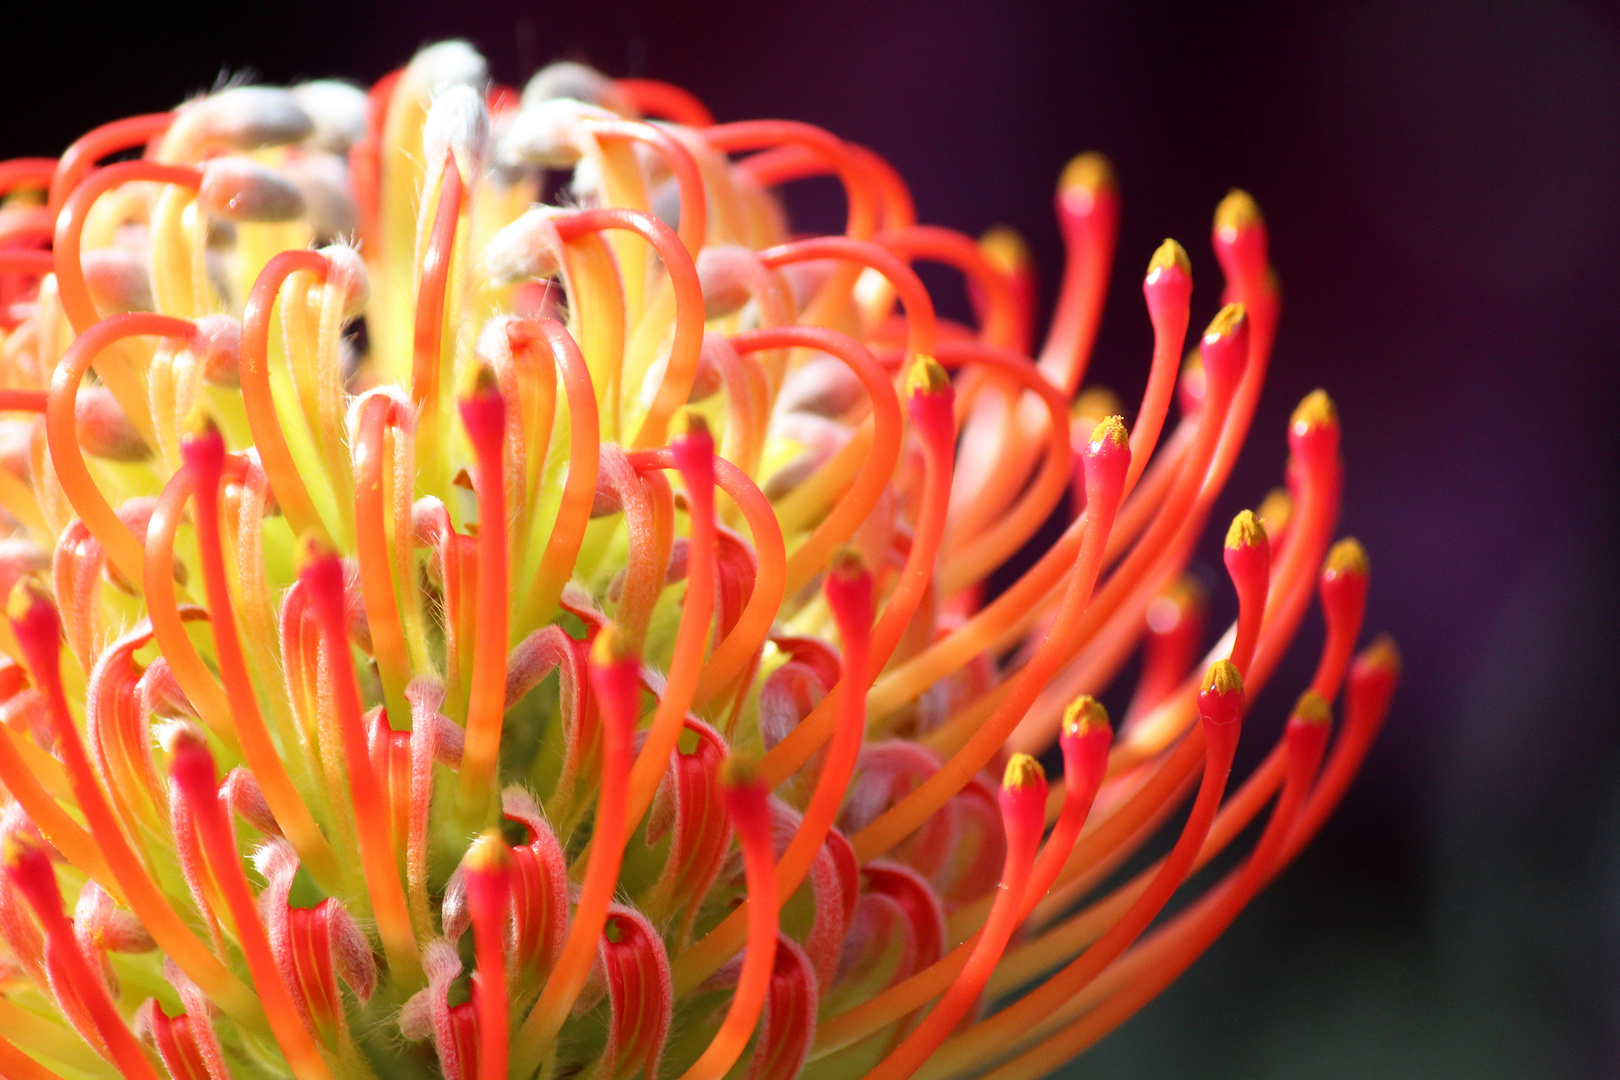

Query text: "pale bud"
[191, 314, 243, 386]
[76, 386, 151, 461]
[423, 84, 490, 184]
[198, 157, 305, 222]
[402, 40, 488, 99]
[484, 208, 564, 284]
[281, 152, 357, 241]
[81, 248, 154, 315]
[184, 85, 313, 150]
[499, 98, 613, 169]
[291, 80, 369, 153]
[521, 60, 628, 113]
[319, 244, 370, 320]
[695, 245, 758, 319]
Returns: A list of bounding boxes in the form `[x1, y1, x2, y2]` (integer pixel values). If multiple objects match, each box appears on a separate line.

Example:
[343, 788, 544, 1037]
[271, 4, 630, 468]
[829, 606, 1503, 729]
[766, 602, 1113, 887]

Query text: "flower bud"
[1199, 303, 1250, 399]
[484, 208, 564, 284]
[82, 248, 154, 315]
[281, 152, 358, 240]
[76, 385, 151, 461]
[291, 80, 368, 153]
[424, 84, 490, 184]
[499, 98, 614, 169]
[198, 157, 305, 223]
[191, 314, 243, 386]
[1143, 238, 1192, 322]
[183, 86, 314, 150]
[695, 244, 760, 319]
[521, 60, 629, 113]
[1288, 388, 1340, 469]
[1198, 659, 1245, 732]
[318, 243, 370, 321]
[402, 40, 488, 99]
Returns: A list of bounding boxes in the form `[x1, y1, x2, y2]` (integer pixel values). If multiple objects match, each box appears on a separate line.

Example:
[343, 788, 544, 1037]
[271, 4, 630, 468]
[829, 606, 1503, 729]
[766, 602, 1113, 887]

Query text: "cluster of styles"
[0, 39, 1398, 1080]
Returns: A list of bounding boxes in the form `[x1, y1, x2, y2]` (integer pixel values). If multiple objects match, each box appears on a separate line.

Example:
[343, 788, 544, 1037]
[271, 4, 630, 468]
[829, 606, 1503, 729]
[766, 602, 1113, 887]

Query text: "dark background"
[9, 1, 1620, 1076]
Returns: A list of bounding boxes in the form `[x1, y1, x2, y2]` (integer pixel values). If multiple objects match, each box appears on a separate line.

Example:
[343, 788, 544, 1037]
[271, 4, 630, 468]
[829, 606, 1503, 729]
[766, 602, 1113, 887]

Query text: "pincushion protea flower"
[0, 38, 1401, 1080]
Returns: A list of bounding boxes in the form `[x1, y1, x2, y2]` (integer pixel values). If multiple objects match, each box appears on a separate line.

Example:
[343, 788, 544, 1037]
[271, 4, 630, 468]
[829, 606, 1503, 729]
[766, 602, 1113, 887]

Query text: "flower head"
[0, 40, 1398, 1080]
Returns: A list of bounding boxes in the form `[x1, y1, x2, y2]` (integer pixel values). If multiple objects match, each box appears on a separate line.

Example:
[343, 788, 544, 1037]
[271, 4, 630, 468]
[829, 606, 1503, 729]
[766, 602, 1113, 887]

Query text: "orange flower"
[0, 40, 1398, 1080]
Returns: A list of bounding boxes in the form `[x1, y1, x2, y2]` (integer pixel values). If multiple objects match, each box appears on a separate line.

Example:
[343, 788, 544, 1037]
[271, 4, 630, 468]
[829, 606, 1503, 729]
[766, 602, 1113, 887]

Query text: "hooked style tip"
[1214, 188, 1264, 234]
[1258, 487, 1294, 537]
[1358, 634, 1402, 677]
[1224, 509, 1268, 551]
[978, 226, 1032, 276]
[1200, 658, 1244, 699]
[1323, 537, 1369, 579]
[1060, 151, 1115, 195]
[1292, 690, 1332, 726]
[1203, 302, 1247, 344]
[1147, 238, 1191, 279]
[1002, 753, 1046, 791]
[905, 354, 952, 398]
[1087, 414, 1128, 453]
[1061, 694, 1110, 738]
[463, 830, 513, 875]
[1290, 389, 1339, 436]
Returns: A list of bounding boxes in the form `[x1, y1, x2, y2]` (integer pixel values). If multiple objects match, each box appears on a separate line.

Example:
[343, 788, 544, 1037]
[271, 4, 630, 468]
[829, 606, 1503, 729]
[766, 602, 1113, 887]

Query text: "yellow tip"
[1257, 487, 1294, 537]
[0, 830, 32, 871]
[1291, 389, 1338, 432]
[1089, 414, 1128, 450]
[471, 363, 500, 397]
[828, 546, 868, 581]
[1060, 151, 1115, 194]
[1148, 238, 1191, 277]
[1215, 188, 1264, 233]
[1071, 386, 1123, 425]
[464, 830, 512, 872]
[590, 622, 635, 666]
[1002, 753, 1046, 791]
[5, 579, 41, 623]
[1202, 658, 1244, 697]
[1293, 690, 1332, 726]
[1224, 509, 1268, 551]
[979, 226, 1031, 275]
[905, 355, 951, 398]
[294, 527, 340, 575]
[1062, 694, 1110, 737]
[1204, 302, 1246, 340]
[718, 752, 760, 790]
[180, 404, 223, 444]
[1324, 537, 1369, 578]
[1360, 634, 1402, 675]
[670, 407, 711, 441]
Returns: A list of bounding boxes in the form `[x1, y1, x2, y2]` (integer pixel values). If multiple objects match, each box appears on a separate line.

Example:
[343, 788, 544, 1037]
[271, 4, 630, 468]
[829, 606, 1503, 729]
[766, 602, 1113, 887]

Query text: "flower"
[0, 38, 1400, 1080]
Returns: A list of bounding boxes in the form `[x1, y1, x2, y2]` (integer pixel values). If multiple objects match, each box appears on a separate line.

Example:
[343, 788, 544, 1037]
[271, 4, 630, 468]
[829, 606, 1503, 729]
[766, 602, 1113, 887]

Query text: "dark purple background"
[8, 1, 1620, 1075]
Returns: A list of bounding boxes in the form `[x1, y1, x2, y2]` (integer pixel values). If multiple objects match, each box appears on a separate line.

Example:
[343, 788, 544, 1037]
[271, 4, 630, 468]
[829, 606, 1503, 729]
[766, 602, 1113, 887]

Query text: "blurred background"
[7, 0, 1620, 1076]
